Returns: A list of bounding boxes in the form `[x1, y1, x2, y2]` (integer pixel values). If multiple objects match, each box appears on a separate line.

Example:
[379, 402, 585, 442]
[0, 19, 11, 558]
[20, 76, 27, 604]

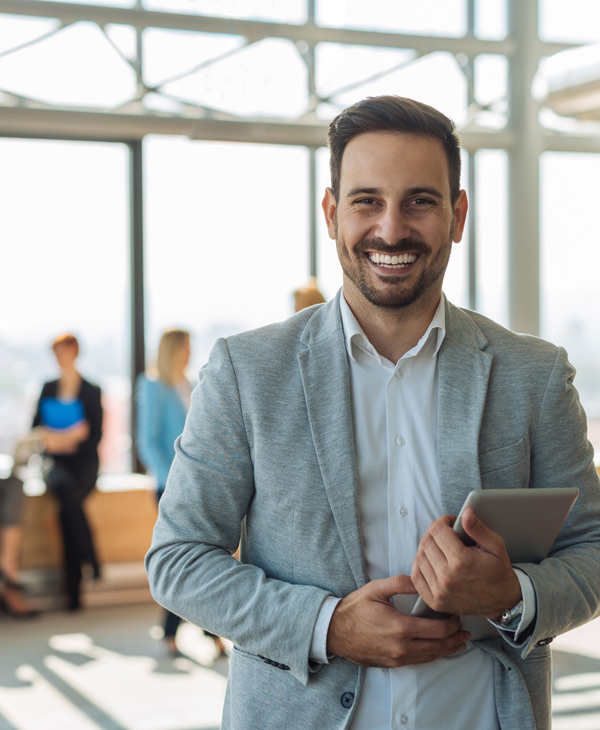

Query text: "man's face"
[322, 131, 467, 315]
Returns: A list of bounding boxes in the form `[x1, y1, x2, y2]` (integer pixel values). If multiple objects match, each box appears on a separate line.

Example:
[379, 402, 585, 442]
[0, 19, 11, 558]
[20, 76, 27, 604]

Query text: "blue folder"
[39, 397, 85, 430]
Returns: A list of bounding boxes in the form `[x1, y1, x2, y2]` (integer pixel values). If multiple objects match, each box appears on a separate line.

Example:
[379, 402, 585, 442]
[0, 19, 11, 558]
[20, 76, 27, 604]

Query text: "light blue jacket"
[146, 292, 600, 730]
[136, 375, 189, 492]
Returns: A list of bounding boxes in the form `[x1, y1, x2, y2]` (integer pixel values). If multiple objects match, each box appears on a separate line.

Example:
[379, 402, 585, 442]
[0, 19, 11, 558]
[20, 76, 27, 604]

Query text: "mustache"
[354, 237, 430, 256]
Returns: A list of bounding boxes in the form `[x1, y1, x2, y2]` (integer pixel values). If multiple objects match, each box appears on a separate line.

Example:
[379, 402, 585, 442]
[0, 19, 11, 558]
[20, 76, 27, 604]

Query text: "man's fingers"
[327, 576, 469, 668]
[409, 614, 463, 639]
[460, 508, 506, 555]
[367, 574, 417, 602]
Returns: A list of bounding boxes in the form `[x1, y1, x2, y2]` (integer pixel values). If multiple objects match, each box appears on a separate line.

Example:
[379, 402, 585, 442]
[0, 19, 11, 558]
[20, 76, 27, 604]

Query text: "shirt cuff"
[489, 568, 536, 639]
[309, 595, 341, 664]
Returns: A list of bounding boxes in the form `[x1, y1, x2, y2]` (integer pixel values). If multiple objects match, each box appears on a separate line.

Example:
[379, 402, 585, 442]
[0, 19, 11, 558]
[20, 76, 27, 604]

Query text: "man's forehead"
[338, 130, 449, 191]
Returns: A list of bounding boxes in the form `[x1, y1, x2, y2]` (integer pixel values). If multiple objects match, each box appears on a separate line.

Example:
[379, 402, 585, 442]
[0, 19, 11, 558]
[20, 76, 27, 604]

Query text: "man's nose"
[374, 207, 412, 244]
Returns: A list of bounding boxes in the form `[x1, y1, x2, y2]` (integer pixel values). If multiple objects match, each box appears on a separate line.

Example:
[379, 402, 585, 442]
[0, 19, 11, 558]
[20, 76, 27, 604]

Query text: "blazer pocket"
[480, 439, 526, 480]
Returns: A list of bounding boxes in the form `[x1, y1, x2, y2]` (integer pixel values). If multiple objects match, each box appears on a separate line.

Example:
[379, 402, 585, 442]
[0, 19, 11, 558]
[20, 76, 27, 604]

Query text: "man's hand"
[411, 509, 522, 620]
[326, 574, 470, 667]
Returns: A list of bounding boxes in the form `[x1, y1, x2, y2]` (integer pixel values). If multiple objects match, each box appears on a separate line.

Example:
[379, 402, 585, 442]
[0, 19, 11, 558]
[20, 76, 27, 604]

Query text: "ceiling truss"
[0, 0, 582, 148]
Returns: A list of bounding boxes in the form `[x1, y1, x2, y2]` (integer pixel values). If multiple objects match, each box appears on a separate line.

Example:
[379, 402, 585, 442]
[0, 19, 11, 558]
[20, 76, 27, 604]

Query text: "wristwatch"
[499, 600, 523, 628]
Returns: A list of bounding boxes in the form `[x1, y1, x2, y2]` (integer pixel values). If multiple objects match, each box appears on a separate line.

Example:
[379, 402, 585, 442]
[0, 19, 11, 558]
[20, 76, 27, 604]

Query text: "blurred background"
[1, 1, 600, 728]
[1, 0, 600, 475]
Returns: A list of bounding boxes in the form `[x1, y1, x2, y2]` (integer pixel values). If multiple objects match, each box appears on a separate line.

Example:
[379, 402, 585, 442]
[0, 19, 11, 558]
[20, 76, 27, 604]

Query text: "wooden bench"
[20, 474, 159, 609]
[18, 467, 600, 609]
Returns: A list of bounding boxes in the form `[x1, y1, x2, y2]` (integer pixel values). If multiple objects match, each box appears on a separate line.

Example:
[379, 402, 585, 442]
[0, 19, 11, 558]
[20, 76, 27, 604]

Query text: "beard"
[337, 230, 454, 311]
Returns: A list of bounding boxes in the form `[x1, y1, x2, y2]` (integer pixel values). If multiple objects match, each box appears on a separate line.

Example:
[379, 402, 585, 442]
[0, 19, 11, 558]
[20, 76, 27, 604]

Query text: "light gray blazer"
[146, 292, 600, 730]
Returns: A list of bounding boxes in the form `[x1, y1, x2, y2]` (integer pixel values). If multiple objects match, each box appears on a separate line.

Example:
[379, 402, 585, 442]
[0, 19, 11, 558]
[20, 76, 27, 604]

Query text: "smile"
[368, 252, 418, 268]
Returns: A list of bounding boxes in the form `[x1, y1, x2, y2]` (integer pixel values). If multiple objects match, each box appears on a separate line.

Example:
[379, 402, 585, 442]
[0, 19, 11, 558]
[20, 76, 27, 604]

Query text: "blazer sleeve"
[82, 380, 103, 448]
[509, 347, 600, 657]
[145, 338, 330, 685]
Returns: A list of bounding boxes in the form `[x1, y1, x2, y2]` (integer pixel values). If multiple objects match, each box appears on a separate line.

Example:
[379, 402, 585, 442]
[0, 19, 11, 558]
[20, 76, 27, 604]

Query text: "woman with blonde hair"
[137, 328, 226, 658]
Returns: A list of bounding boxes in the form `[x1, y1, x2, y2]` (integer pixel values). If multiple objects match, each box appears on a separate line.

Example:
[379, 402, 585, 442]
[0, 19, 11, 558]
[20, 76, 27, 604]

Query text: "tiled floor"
[0, 600, 599, 729]
[0, 602, 228, 730]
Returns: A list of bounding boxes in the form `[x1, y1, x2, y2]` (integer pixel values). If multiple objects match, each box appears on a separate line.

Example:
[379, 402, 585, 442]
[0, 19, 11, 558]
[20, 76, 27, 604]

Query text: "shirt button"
[340, 692, 354, 709]
[399, 506, 409, 517]
[400, 714, 409, 725]
[395, 370, 403, 379]
[396, 436, 405, 446]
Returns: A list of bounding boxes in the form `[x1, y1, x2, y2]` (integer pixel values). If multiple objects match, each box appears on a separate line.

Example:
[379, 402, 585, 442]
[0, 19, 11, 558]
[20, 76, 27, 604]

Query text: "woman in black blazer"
[33, 333, 102, 610]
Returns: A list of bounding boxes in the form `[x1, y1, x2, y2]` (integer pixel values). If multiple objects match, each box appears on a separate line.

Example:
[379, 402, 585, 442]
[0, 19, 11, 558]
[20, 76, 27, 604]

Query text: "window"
[317, 0, 467, 37]
[539, 0, 600, 43]
[0, 139, 131, 473]
[475, 149, 509, 326]
[144, 137, 309, 371]
[540, 151, 600, 457]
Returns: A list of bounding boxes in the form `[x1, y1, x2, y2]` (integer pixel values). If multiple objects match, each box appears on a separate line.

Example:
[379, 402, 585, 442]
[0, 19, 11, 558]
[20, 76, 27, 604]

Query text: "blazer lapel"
[298, 296, 368, 588]
[438, 301, 493, 516]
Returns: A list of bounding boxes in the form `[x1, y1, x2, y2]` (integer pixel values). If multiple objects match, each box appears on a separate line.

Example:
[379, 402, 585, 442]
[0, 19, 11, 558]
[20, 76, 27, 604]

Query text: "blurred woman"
[32, 333, 102, 610]
[137, 328, 226, 658]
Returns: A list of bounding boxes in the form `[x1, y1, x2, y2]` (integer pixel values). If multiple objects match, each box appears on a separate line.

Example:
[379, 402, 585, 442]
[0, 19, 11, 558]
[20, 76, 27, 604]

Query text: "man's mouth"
[367, 252, 418, 268]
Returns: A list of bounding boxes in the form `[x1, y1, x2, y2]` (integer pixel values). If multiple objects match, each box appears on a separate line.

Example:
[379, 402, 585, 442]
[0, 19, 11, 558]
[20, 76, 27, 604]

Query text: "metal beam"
[129, 140, 145, 472]
[1, 0, 575, 57]
[308, 146, 318, 278]
[0, 105, 533, 153]
[541, 130, 600, 152]
[0, 106, 330, 145]
[466, 0, 477, 311]
[507, 0, 541, 336]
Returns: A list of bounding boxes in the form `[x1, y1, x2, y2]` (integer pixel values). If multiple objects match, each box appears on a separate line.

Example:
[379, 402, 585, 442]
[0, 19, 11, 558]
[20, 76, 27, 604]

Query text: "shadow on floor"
[0, 602, 226, 730]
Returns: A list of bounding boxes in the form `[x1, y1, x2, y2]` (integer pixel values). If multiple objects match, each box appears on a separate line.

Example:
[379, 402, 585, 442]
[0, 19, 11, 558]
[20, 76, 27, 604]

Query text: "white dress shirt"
[310, 294, 533, 729]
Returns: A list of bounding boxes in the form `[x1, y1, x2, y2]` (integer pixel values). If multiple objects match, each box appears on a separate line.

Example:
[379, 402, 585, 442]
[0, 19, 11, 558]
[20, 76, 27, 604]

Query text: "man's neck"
[343, 291, 441, 364]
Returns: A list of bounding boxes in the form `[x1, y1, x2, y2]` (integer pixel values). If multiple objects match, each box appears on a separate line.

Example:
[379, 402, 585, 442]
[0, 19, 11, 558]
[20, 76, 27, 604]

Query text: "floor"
[0, 602, 228, 730]
[0, 600, 599, 730]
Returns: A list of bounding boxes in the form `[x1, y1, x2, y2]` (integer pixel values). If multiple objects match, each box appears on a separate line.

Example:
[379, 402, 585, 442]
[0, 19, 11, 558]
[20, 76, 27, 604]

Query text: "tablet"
[411, 487, 579, 621]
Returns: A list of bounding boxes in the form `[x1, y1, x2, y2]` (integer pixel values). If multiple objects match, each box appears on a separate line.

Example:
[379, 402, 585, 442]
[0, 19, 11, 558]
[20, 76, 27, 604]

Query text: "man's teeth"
[368, 252, 417, 267]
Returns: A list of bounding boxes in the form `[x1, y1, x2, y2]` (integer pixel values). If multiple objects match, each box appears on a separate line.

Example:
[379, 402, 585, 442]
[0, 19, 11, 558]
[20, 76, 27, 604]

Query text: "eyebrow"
[345, 186, 381, 198]
[345, 186, 444, 200]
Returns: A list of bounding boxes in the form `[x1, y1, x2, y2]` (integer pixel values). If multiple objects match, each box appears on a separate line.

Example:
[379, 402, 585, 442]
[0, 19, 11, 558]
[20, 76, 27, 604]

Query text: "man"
[146, 96, 600, 729]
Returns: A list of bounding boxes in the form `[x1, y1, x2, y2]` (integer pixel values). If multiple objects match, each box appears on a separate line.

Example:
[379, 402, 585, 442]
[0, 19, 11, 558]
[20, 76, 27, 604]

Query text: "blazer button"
[340, 692, 354, 709]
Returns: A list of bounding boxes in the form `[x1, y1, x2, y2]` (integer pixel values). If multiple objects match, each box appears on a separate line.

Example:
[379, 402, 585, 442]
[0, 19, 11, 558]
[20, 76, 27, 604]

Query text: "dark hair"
[328, 95, 462, 203]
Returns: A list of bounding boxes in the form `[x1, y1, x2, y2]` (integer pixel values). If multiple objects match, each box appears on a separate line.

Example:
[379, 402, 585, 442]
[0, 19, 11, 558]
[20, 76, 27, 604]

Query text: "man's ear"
[321, 187, 337, 240]
[452, 189, 469, 243]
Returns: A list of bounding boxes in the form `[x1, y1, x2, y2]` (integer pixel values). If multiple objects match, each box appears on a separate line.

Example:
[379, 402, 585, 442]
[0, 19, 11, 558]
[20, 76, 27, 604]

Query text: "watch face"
[501, 600, 523, 625]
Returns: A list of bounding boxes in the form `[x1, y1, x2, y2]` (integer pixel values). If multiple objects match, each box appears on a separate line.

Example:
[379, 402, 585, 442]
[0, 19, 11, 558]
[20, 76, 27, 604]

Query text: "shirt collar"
[339, 292, 447, 365]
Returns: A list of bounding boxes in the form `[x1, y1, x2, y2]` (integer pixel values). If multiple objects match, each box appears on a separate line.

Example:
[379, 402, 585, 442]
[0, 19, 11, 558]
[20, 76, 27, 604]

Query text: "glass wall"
[2, 0, 600, 463]
[475, 149, 509, 327]
[0, 139, 131, 473]
[144, 137, 309, 372]
[540, 151, 600, 452]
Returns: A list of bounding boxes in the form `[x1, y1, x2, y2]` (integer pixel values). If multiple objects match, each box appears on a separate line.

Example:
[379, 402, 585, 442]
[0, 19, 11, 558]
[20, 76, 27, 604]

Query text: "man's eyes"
[351, 196, 437, 210]
[354, 196, 435, 205]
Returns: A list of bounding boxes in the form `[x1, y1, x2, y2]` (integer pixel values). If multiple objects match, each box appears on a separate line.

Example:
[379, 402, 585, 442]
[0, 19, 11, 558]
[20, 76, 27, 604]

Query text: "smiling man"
[146, 96, 600, 730]
[322, 129, 467, 362]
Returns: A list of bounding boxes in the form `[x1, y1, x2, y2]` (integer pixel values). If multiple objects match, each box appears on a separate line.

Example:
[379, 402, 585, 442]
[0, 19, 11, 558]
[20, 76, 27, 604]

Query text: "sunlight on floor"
[0, 610, 227, 730]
